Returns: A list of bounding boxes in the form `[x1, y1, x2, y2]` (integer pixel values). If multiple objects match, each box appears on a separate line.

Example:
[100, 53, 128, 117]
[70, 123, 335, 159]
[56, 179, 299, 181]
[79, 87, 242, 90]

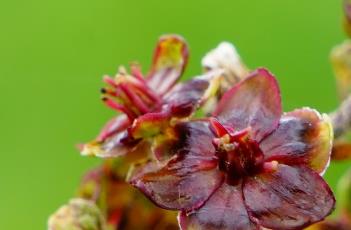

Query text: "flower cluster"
[50, 34, 338, 230]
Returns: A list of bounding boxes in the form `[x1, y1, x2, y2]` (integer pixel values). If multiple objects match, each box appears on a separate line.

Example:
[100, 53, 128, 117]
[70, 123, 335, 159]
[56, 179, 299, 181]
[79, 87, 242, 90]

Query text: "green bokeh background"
[1, 0, 350, 229]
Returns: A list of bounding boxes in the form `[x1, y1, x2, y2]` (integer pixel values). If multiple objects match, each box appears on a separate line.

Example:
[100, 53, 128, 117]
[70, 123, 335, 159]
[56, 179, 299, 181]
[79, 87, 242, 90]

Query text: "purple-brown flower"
[81, 35, 221, 158]
[129, 68, 335, 230]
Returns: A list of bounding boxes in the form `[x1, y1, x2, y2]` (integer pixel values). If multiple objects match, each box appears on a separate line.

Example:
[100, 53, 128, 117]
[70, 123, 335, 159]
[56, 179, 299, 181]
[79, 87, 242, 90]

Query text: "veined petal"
[163, 70, 223, 118]
[260, 108, 333, 174]
[128, 157, 223, 212]
[128, 121, 224, 211]
[147, 34, 189, 95]
[243, 164, 335, 230]
[213, 68, 282, 142]
[178, 183, 258, 230]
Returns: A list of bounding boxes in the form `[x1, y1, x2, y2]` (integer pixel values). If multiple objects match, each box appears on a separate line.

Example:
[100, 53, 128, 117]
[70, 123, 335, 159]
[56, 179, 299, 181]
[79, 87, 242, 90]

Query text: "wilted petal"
[331, 40, 351, 100]
[163, 70, 222, 118]
[178, 183, 258, 230]
[243, 164, 335, 230]
[202, 42, 249, 92]
[147, 34, 189, 95]
[260, 108, 333, 174]
[128, 121, 224, 211]
[213, 68, 282, 142]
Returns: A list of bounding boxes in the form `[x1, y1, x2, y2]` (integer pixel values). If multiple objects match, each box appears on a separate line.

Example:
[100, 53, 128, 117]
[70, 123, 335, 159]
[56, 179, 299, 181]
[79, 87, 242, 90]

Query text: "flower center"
[101, 66, 162, 121]
[210, 119, 264, 185]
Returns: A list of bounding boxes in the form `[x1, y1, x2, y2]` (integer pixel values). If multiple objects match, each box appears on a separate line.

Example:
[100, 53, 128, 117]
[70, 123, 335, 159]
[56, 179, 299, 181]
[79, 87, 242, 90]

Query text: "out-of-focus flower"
[330, 40, 351, 100]
[81, 34, 222, 159]
[129, 68, 335, 230]
[48, 198, 106, 230]
[329, 40, 351, 160]
[78, 158, 178, 230]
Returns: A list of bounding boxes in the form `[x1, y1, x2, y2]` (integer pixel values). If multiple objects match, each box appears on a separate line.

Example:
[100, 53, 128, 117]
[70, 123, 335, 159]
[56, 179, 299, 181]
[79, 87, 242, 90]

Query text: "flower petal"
[128, 121, 224, 211]
[147, 34, 189, 95]
[163, 70, 222, 118]
[260, 108, 333, 174]
[202, 42, 249, 92]
[81, 115, 135, 158]
[81, 130, 141, 158]
[130, 111, 171, 139]
[243, 164, 335, 230]
[213, 68, 282, 142]
[97, 115, 130, 141]
[178, 183, 258, 230]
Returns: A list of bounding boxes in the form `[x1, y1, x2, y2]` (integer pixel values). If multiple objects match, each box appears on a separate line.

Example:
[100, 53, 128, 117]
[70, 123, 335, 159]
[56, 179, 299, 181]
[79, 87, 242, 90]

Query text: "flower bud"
[48, 198, 106, 230]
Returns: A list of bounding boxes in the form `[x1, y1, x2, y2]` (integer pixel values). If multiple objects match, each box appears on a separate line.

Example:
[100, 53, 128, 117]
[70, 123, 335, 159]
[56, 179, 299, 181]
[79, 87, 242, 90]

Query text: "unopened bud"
[48, 198, 106, 230]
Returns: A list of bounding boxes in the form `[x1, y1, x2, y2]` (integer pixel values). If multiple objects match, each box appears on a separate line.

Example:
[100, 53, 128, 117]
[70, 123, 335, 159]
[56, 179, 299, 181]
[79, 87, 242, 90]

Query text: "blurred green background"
[0, 0, 350, 229]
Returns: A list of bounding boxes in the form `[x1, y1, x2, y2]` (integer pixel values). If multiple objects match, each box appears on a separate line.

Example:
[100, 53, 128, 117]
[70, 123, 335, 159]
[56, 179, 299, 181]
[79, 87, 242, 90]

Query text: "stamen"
[132, 82, 162, 105]
[119, 84, 150, 114]
[103, 75, 118, 88]
[100, 87, 117, 96]
[130, 64, 146, 82]
[102, 97, 136, 121]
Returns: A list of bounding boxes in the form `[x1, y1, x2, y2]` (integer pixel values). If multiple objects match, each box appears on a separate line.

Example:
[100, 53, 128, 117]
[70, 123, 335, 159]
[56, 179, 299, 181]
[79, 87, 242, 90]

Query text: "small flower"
[81, 35, 222, 159]
[129, 68, 335, 229]
[48, 198, 106, 230]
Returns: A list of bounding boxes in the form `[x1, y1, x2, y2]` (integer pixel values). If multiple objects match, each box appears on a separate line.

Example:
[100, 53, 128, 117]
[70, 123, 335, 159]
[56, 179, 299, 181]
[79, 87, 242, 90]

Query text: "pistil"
[210, 118, 265, 185]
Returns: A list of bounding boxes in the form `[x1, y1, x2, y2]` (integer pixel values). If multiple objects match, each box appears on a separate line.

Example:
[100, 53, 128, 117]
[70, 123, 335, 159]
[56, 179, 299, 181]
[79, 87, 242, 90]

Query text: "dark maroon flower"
[81, 35, 222, 158]
[129, 68, 335, 230]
